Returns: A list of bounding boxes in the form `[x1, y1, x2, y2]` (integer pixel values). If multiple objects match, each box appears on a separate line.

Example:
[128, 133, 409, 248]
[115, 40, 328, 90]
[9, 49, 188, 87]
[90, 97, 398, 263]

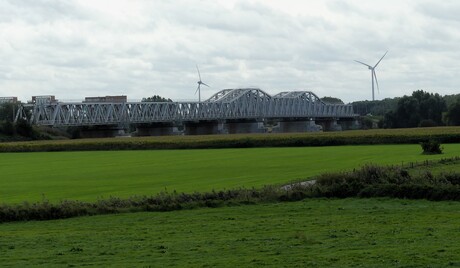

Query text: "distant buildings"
[31, 95, 58, 104]
[0, 97, 18, 103]
[1, 95, 129, 104]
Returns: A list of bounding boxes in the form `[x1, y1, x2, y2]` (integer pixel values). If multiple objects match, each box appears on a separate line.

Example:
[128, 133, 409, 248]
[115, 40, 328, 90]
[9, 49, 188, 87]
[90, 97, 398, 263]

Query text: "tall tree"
[444, 97, 460, 126]
[382, 90, 447, 128]
[142, 95, 172, 102]
[412, 90, 446, 125]
[321, 96, 344, 104]
[352, 98, 399, 116]
[443, 94, 460, 108]
[395, 96, 420, 128]
[0, 103, 17, 122]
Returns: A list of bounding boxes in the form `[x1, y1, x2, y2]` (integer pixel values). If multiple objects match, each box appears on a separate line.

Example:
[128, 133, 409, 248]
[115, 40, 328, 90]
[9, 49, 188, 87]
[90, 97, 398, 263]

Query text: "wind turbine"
[355, 51, 387, 101]
[195, 65, 209, 102]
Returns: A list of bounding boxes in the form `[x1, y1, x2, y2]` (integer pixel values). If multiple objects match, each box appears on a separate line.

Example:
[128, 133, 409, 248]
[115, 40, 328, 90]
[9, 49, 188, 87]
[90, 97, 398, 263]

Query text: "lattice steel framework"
[17, 88, 355, 126]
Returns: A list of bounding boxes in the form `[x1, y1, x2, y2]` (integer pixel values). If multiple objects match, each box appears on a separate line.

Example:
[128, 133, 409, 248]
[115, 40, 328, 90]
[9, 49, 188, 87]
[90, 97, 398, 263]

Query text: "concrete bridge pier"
[78, 125, 127, 138]
[184, 121, 219, 135]
[217, 121, 229, 134]
[322, 120, 343, 131]
[135, 123, 175, 136]
[272, 120, 322, 133]
[225, 120, 265, 134]
[306, 120, 323, 132]
[338, 119, 360, 130]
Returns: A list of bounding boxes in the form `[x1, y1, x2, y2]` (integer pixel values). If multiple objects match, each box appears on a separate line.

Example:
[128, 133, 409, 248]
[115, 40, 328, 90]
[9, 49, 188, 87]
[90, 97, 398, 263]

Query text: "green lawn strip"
[2, 144, 460, 204]
[0, 198, 458, 267]
[1, 144, 460, 204]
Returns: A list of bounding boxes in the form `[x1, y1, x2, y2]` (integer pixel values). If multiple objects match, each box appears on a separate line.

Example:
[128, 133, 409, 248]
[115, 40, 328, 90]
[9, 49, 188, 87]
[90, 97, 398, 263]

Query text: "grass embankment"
[1, 198, 459, 267]
[0, 127, 459, 152]
[2, 144, 460, 204]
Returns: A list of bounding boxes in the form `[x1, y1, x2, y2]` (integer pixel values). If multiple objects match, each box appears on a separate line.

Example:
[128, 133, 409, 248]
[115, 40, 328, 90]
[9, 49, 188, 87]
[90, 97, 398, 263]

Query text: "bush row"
[1, 128, 460, 152]
[1, 159, 460, 223]
[0, 186, 286, 223]
[312, 165, 460, 200]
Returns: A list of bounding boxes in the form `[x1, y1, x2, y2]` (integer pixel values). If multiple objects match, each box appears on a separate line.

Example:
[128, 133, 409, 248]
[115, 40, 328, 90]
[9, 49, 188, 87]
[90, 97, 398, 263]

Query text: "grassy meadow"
[1, 198, 459, 267]
[2, 144, 460, 204]
[1, 129, 460, 266]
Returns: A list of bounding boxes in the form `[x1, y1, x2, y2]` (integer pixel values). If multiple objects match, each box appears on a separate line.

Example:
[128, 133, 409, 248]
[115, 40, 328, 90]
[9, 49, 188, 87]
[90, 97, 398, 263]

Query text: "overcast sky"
[1, 0, 459, 103]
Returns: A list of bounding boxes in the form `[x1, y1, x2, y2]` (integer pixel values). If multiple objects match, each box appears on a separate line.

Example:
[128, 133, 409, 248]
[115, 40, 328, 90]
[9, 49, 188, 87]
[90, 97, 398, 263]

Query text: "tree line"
[0, 102, 36, 140]
[351, 90, 460, 128]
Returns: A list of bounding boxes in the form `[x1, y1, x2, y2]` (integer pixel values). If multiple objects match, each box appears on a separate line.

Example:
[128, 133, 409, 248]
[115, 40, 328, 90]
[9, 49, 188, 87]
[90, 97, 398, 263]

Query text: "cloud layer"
[1, 0, 459, 103]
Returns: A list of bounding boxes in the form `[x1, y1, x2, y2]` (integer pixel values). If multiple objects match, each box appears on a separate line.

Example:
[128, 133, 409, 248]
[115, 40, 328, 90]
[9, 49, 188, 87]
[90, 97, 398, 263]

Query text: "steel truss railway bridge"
[17, 88, 357, 135]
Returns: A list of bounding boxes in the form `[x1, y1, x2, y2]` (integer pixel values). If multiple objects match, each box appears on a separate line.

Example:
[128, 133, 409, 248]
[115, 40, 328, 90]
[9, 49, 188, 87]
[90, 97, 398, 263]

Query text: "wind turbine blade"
[373, 70, 380, 94]
[374, 51, 388, 68]
[196, 64, 202, 81]
[195, 85, 200, 95]
[202, 82, 210, 87]
[354, 60, 372, 68]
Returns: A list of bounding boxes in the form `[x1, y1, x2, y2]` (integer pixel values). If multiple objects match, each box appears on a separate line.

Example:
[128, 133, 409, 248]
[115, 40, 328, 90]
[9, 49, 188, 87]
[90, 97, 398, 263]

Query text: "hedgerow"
[0, 127, 459, 152]
[0, 188, 279, 223]
[312, 162, 460, 200]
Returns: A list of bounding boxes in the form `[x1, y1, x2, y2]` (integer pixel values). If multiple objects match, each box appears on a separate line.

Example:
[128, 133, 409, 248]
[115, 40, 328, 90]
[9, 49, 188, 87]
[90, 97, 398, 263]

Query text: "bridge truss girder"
[19, 88, 355, 127]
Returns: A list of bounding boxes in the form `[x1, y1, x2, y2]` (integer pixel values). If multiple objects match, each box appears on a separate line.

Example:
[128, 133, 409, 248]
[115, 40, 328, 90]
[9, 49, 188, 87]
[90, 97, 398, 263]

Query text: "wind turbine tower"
[354, 51, 387, 101]
[195, 65, 209, 102]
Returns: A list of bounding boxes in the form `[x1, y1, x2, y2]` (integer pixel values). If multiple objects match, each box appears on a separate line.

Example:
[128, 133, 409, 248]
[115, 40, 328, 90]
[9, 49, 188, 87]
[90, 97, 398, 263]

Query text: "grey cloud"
[417, 1, 460, 22]
[0, 0, 459, 103]
[4, 0, 89, 23]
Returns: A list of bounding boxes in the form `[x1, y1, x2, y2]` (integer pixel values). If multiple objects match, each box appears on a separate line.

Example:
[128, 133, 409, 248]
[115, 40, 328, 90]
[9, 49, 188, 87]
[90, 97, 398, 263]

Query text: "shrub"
[360, 117, 374, 129]
[15, 119, 35, 138]
[441, 173, 460, 185]
[312, 161, 460, 201]
[420, 140, 443, 154]
[1, 121, 15, 135]
[419, 119, 437, 128]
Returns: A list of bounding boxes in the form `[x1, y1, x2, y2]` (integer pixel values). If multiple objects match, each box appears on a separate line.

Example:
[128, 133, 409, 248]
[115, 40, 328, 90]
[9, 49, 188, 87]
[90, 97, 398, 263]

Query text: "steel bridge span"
[18, 88, 355, 128]
[17, 88, 356, 135]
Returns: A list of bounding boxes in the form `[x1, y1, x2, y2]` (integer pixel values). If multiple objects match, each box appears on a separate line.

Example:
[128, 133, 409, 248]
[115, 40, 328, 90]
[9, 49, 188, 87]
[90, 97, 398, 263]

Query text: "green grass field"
[1, 198, 459, 267]
[1, 144, 460, 204]
[2, 137, 460, 266]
